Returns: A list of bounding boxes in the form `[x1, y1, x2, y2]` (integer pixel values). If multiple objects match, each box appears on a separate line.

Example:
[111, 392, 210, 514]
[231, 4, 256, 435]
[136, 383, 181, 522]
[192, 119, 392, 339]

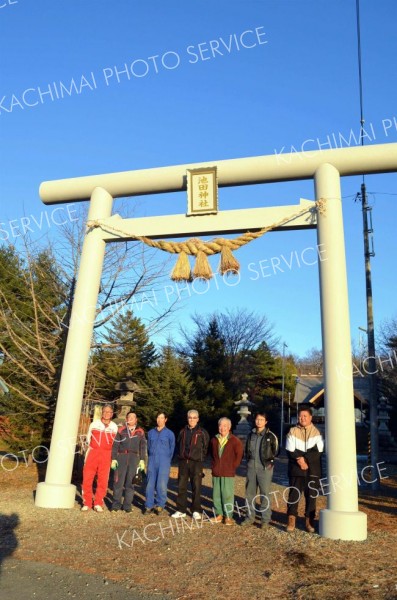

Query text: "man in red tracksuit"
[81, 404, 118, 512]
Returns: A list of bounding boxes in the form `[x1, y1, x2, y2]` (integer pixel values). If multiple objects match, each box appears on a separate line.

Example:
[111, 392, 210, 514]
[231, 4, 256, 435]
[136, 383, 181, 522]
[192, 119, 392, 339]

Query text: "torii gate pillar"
[35, 187, 113, 508]
[315, 163, 366, 539]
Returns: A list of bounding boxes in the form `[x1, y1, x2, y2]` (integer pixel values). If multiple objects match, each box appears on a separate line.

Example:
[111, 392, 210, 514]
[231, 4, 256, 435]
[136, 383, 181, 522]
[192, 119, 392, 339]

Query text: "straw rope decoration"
[87, 198, 326, 282]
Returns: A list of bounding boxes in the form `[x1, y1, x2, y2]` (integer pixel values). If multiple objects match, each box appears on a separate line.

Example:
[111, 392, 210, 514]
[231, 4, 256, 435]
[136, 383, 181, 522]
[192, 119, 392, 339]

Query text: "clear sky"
[0, 0, 396, 357]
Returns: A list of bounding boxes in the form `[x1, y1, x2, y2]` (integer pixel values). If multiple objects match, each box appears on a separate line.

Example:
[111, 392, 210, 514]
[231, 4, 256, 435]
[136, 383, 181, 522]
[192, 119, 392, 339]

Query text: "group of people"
[81, 403, 324, 532]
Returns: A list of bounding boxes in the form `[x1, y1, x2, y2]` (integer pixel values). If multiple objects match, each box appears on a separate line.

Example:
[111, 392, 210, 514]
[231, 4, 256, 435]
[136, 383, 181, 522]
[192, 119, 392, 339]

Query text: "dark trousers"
[176, 459, 203, 514]
[287, 475, 319, 517]
[112, 454, 139, 510]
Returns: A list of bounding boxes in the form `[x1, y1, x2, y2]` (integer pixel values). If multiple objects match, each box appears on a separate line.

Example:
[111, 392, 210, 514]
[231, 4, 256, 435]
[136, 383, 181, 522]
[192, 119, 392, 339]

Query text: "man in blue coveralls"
[144, 411, 175, 515]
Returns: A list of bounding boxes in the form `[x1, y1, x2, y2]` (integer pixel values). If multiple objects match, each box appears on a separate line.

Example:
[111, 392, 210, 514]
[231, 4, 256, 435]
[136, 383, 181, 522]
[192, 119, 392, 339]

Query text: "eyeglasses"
[188, 416, 198, 419]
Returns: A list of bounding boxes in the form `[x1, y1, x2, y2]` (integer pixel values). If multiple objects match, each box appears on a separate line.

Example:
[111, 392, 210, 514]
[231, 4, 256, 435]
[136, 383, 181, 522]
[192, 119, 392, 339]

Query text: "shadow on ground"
[0, 513, 19, 575]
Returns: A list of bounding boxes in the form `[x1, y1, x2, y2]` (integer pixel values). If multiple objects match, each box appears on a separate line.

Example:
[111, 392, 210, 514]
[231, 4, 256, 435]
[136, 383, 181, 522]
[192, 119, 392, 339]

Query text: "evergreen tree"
[187, 318, 233, 433]
[93, 310, 157, 400]
[378, 317, 397, 437]
[178, 310, 295, 435]
[0, 245, 67, 451]
[243, 342, 280, 405]
[0, 214, 176, 452]
[138, 344, 192, 431]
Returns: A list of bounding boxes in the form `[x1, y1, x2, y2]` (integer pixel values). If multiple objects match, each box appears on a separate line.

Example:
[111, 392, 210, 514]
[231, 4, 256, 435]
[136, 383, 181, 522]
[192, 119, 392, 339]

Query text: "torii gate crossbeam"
[35, 143, 397, 542]
[40, 143, 397, 202]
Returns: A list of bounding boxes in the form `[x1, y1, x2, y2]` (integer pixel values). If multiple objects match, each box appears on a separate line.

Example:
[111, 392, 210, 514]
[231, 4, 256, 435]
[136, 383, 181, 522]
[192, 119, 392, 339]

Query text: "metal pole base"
[35, 482, 77, 509]
[319, 508, 367, 541]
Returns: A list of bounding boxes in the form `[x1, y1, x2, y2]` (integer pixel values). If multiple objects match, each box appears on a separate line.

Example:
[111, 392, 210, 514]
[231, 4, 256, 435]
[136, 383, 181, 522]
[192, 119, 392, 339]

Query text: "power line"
[356, 0, 365, 141]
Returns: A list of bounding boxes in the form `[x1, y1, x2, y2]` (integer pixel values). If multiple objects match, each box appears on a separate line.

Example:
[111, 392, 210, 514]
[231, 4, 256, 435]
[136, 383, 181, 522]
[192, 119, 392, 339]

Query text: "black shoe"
[111, 507, 120, 512]
[143, 508, 154, 515]
[123, 508, 132, 513]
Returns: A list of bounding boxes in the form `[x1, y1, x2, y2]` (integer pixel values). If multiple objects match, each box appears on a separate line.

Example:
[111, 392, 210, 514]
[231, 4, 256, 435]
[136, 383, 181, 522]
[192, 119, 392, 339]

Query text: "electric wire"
[356, 0, 365, 187]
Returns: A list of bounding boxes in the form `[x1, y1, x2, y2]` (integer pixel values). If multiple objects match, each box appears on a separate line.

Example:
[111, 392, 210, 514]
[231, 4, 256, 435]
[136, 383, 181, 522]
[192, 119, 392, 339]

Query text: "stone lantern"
[113, 372, 139, 426]
[378, 395, 396, 448]
[233, 392, 254, 442]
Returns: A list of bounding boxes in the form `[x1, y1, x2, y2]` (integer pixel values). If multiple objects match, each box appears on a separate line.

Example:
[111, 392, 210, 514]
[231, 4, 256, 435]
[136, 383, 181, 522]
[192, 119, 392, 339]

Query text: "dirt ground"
[0, 456, 396, 600]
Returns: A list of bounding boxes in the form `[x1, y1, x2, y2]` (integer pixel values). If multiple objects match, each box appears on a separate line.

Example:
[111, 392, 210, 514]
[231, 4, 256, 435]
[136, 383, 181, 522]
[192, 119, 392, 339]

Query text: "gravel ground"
[0, 457, 396, 600]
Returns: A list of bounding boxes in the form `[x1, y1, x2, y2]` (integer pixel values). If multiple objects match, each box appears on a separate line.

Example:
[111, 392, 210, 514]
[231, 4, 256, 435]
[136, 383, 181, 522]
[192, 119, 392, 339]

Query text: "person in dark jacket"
[285, 405, 324, 532]
[209, 417, 244, 525]
[171, 410, 210, 520]
[111, 412, 147, 513]
[241, 412, 279, 528]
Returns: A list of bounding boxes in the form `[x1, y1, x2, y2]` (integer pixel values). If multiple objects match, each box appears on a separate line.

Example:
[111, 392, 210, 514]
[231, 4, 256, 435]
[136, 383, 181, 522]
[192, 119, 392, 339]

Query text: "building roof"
[294, 375, 369, 407]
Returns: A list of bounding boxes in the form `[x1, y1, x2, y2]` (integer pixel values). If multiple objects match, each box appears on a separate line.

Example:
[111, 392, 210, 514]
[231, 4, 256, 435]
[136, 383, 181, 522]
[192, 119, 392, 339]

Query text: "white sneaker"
[171, 511, 187, 519]
[192, 512, 202, 520]
[81, 505, 89, 512]
[94, 505, 104, 512]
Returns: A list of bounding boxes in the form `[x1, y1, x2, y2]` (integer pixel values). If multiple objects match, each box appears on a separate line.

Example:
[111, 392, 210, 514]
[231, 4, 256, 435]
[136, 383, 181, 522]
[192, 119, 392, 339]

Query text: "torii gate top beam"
[40, 143, 397, 205]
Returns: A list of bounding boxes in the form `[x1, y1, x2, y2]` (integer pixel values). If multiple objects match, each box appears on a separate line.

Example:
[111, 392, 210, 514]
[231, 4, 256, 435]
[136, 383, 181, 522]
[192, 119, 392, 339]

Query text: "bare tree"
[178, 308, 277, 359]
[216, 308, 278, 361]
[295, 347, 323, 376]
[0, 205, 179, 448]
[55, 204, 178, 337]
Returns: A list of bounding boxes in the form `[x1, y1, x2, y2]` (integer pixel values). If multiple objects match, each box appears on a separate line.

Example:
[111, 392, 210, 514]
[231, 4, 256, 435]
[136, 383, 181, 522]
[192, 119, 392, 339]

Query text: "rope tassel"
[193, 250, 213, 280]
[87, 201, 318, 282]
[171, 251, 192, 282]
[219, 245, 240, 276]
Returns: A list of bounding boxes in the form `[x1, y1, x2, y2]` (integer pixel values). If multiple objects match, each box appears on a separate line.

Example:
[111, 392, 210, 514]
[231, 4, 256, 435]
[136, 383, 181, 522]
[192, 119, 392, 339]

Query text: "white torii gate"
[35, 142, 397, 541]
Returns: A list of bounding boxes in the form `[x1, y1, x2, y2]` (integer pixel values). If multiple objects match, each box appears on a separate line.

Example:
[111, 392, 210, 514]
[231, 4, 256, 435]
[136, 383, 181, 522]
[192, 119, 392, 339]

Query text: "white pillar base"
[319, 508, 367, 541]
[35, 482, 77, 509]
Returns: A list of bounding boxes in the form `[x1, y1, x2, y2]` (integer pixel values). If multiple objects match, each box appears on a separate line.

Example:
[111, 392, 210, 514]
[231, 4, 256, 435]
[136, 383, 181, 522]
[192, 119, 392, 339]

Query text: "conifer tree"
[0, 245, 67, 451]
[138, 344, 192, 431]
[378, 317, 397, 436]
[0, 211, 175, 452]
[178, 309, 294, 434]
[186, 318, 233, 432]
[93, 310, 157, 400]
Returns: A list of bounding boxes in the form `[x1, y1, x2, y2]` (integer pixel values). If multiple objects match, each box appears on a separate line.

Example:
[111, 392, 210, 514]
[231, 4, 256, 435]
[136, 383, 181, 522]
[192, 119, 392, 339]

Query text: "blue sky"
[0, 0, 396, 357]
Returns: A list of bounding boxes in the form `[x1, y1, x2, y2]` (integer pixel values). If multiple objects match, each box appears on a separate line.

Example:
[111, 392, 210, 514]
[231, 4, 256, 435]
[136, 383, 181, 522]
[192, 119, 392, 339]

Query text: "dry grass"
[0, 457, 396, 600]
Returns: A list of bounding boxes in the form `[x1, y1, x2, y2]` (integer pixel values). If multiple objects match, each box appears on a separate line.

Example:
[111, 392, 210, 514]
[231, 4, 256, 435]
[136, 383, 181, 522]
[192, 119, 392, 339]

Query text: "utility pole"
[360, 183, 379, 489]
[295, 377, 300, 422]
[280, 342, 287, 447]
[355, 0, 379, 490]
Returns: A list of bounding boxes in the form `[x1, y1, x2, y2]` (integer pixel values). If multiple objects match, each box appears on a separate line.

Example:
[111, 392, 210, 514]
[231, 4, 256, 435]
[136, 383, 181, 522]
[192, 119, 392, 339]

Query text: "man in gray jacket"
[241, 412, 279, 528]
